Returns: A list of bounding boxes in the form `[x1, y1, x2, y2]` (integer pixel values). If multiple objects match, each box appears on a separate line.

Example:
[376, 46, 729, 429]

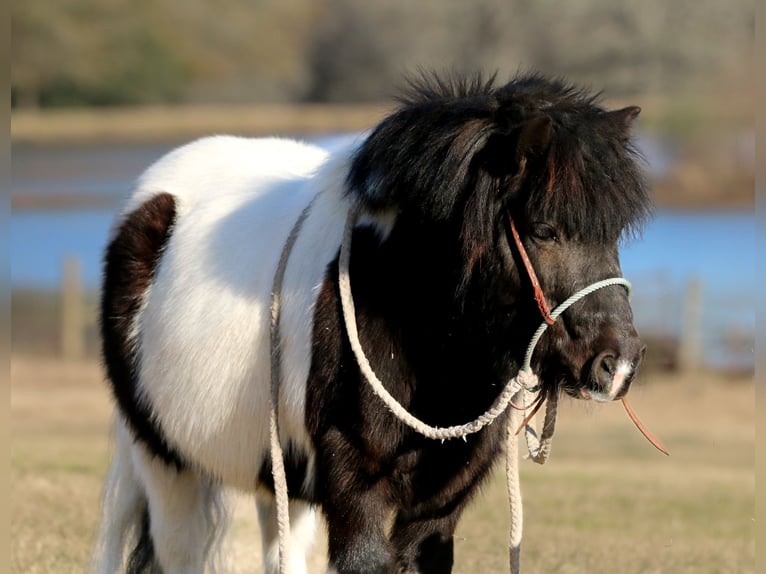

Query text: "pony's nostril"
[588, 351, 619, 400]
[600, 354, 617, 378]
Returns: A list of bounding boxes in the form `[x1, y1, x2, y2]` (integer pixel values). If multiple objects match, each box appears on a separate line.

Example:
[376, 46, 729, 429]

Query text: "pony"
[93, 72, 651, 574]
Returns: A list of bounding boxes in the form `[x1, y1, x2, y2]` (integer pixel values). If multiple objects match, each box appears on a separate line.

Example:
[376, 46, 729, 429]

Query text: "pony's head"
[348, 72, 651, 403]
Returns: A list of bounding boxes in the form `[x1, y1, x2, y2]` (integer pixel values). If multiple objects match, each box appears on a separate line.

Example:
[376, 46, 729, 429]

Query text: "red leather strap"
[508, 214, 555, 325]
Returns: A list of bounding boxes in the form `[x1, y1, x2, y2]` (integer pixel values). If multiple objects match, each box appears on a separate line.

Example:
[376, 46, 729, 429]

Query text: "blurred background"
[9, 2, 756, 572]
[11, 0, 755, 372]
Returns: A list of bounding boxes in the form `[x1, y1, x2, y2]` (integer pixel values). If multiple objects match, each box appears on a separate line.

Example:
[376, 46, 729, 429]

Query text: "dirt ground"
[10, 355, 754, 573]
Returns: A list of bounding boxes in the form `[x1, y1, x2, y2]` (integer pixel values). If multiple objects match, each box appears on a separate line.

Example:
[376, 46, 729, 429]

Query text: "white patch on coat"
[112, 136, 329, 239]
[120, 135, 357, 490]
[357, 207, 398, 241]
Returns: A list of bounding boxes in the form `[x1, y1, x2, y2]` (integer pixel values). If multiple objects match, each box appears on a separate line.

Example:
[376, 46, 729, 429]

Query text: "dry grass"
[10, 356, 754, 573]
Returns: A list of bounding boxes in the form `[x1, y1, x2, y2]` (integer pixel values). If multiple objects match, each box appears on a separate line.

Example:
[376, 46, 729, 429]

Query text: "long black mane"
[348, 72, 652, 279]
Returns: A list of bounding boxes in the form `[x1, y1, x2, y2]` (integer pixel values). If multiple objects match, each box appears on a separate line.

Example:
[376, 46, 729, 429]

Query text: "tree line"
[12, 0, 753, 107]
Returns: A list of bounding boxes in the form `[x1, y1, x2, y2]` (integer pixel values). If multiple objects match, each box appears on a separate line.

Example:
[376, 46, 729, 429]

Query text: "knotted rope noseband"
[269, 201, 647, 574]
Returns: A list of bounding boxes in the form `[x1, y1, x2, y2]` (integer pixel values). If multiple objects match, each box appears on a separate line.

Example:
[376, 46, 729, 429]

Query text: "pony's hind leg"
[131, 442, 226, 574]
[256, 490, 316, 574]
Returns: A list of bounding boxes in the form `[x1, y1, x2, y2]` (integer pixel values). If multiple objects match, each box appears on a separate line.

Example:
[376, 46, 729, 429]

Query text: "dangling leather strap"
[507, 214, 555, 325]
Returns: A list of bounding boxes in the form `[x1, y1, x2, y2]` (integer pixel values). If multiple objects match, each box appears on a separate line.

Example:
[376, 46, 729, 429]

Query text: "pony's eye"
[531, 224, 558, 242]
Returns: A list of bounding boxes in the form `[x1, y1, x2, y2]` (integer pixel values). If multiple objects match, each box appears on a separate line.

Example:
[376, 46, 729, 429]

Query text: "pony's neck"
[347, 218, 525, 416]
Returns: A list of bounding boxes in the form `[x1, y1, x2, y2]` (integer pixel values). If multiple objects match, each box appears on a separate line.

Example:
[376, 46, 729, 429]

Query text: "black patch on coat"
[306, 222, 515, 573]
[101, 192, 185, 468]
[305, 72, 652, 572]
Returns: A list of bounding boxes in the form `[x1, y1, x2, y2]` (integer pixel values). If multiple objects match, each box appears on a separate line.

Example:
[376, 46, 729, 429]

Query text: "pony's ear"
[608, 106, 641, 133]
[515, 115, 553, 163]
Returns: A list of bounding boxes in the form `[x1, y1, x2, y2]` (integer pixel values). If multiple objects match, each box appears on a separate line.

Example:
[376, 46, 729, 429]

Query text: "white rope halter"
[269, 202, 632, 574]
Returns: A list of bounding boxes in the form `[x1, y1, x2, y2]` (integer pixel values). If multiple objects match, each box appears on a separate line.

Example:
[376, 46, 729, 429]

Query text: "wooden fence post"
[678, 276, 703, 372]
[61, 255, 84, 361]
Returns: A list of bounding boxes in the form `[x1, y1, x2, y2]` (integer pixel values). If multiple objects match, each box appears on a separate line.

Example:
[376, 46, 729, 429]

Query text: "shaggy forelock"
[522, 115, 651, 243]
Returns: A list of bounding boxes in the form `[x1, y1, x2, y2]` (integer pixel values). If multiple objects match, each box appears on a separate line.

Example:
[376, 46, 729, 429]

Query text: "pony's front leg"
[256, 491, 316, 574]
[318, 429, 395, 574]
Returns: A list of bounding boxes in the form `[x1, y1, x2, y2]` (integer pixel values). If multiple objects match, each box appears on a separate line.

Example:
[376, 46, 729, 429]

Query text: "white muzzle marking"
[589, 359, 633, 402]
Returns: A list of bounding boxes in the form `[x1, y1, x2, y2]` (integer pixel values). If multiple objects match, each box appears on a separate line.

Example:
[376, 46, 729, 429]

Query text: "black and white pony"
[93, 73, 651, 574]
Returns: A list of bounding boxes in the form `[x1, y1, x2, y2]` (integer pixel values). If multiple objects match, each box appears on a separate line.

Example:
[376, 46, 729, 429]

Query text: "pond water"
[11, 136, 754, 368]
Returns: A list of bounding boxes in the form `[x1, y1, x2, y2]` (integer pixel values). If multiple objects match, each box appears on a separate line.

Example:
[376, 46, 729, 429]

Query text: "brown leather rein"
[507, 214, 555, 325]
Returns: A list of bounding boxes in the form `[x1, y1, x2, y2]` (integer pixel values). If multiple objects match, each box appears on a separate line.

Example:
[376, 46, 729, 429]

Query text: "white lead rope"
[338, 210, 533, 441]
[269, 199, 317, 574]
[270, 203, 632, 574]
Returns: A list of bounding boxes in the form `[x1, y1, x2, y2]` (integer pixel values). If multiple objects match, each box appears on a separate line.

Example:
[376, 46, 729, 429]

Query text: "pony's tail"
[91, 417, 229, 573]
[91, 417, 159, 574]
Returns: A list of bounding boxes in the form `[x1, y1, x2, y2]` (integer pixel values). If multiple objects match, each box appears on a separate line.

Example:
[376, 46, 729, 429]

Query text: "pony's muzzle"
[583, 341, 646, 402]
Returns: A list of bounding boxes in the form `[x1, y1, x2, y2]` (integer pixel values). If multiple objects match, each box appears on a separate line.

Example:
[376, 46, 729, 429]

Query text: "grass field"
[10, 355, 754, 573]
